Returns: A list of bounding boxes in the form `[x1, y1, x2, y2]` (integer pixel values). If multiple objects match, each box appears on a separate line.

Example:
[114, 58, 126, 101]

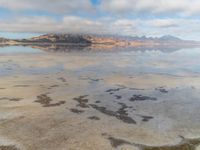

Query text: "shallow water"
[0, 46, 200, 150]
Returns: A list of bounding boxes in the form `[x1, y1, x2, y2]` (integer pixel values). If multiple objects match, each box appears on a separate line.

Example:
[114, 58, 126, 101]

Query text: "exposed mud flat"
[0, 47, 200, 149]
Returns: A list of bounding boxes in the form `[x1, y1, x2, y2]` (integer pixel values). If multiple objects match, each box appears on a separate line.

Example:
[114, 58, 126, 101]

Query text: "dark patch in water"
[129, 88, 145, 91]
[90, 103, 136, 124]
[115, 95, 122, 99]
[155, 87, 168, 93]
[95, 100, 101, 104]
[9, 98, 22, 101]
[108, 137, 132, 148]
[89, 78, 102, 82]
[139, 115, 154, 122]
[50, 85, 59, 88]
[0, 88, 6, 90]
[80, 77, 103, 82]
[35, 94, 65, 107]
[88, 116, 100, 120]
[14, 85, 30, 87]
[0, 97, 22, 101]
[58, 77, 67, 82]
[130, 95, 157, 102]
[48, 85, 59, 89]
[117, 102, 136, 124]
[105, 87, 124, 93]
[70, 108, 84, 114]
[73, 95, 89, 108]
[0, 145, 19, 150]
[6, 68, 12, 70]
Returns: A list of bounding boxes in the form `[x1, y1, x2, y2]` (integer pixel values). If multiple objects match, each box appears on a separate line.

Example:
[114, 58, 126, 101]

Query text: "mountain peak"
[160, 35, 181, 41]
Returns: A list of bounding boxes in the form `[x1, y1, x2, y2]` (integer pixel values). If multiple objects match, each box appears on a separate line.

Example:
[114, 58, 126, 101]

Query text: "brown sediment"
[0, 145, 19, 150]
[130, 95, 157, 102]
[70, 108, 84, 114]
[88, 116, 100, 120]
[35, 94, 65, 107]
[0, 88, 6, 90]
[107, 136, 200, 150]
[73, 95, 89, 108]
[90, 103, 136, 124]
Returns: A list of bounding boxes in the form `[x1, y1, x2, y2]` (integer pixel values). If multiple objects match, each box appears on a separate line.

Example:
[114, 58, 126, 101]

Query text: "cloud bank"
[0, 0, 200, 40]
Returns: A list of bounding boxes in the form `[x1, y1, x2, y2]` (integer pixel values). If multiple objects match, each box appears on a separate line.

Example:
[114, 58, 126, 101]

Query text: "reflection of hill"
[30, 44, 91, 52]
[18, 43, 199, 53]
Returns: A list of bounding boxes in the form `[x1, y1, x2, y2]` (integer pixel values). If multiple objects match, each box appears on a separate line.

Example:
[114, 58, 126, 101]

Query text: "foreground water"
[0, 46, 200, 150]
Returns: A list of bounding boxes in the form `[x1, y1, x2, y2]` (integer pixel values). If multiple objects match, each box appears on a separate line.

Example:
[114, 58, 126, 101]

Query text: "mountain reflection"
[0, 43, 199, 53]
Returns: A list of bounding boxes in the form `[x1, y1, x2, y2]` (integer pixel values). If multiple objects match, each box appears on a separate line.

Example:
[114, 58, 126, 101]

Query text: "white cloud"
[0, 15, 200, 40]
[147, 19, 178, 28]
[0, 0, 94, 14]
[100, 0, 200, 16]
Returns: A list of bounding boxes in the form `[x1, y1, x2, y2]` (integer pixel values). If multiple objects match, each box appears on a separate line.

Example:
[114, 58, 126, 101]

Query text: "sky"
[0, 0, 200, 40]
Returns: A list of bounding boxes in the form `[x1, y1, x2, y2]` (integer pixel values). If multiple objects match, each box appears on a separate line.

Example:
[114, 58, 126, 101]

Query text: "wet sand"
[0, 48, 200, 150]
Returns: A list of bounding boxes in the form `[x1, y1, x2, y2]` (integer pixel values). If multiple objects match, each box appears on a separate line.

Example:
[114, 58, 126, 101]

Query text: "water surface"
[0, 46, 200, 150]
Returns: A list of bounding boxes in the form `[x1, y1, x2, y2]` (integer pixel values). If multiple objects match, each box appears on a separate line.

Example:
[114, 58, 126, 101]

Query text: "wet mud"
[73, 95, 89, 108]
[0, 145, 19, 150]
[107, 136, 200, 150]
[88, 116, 100, 120]
[70, 108, 85, 114]
[35, 94, 65, 107]
[90, 103, 136, 124]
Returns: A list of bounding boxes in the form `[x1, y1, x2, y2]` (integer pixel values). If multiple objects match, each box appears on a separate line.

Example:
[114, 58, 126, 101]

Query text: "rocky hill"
[21, 34, 91, 44]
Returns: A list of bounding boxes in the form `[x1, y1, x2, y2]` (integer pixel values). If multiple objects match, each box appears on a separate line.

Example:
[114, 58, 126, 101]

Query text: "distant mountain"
[22, 34, 91, 44]
[0, 37, 18, 45]
[0, 34, 200, 50]
[0, 37, 10, 43]
[159, 35, 182, 41]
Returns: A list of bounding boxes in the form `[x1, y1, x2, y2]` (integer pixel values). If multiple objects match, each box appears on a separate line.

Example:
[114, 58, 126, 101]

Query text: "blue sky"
[0, 0, 200, 40]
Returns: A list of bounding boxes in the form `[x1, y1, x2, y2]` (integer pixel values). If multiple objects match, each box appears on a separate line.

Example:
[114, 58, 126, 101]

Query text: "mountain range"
[0, 34, 200, 51]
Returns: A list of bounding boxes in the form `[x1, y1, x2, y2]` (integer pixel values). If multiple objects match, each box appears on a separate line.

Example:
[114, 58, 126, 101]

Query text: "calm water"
[0, 46, 200, 150]
[0, 46, 200, 76]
